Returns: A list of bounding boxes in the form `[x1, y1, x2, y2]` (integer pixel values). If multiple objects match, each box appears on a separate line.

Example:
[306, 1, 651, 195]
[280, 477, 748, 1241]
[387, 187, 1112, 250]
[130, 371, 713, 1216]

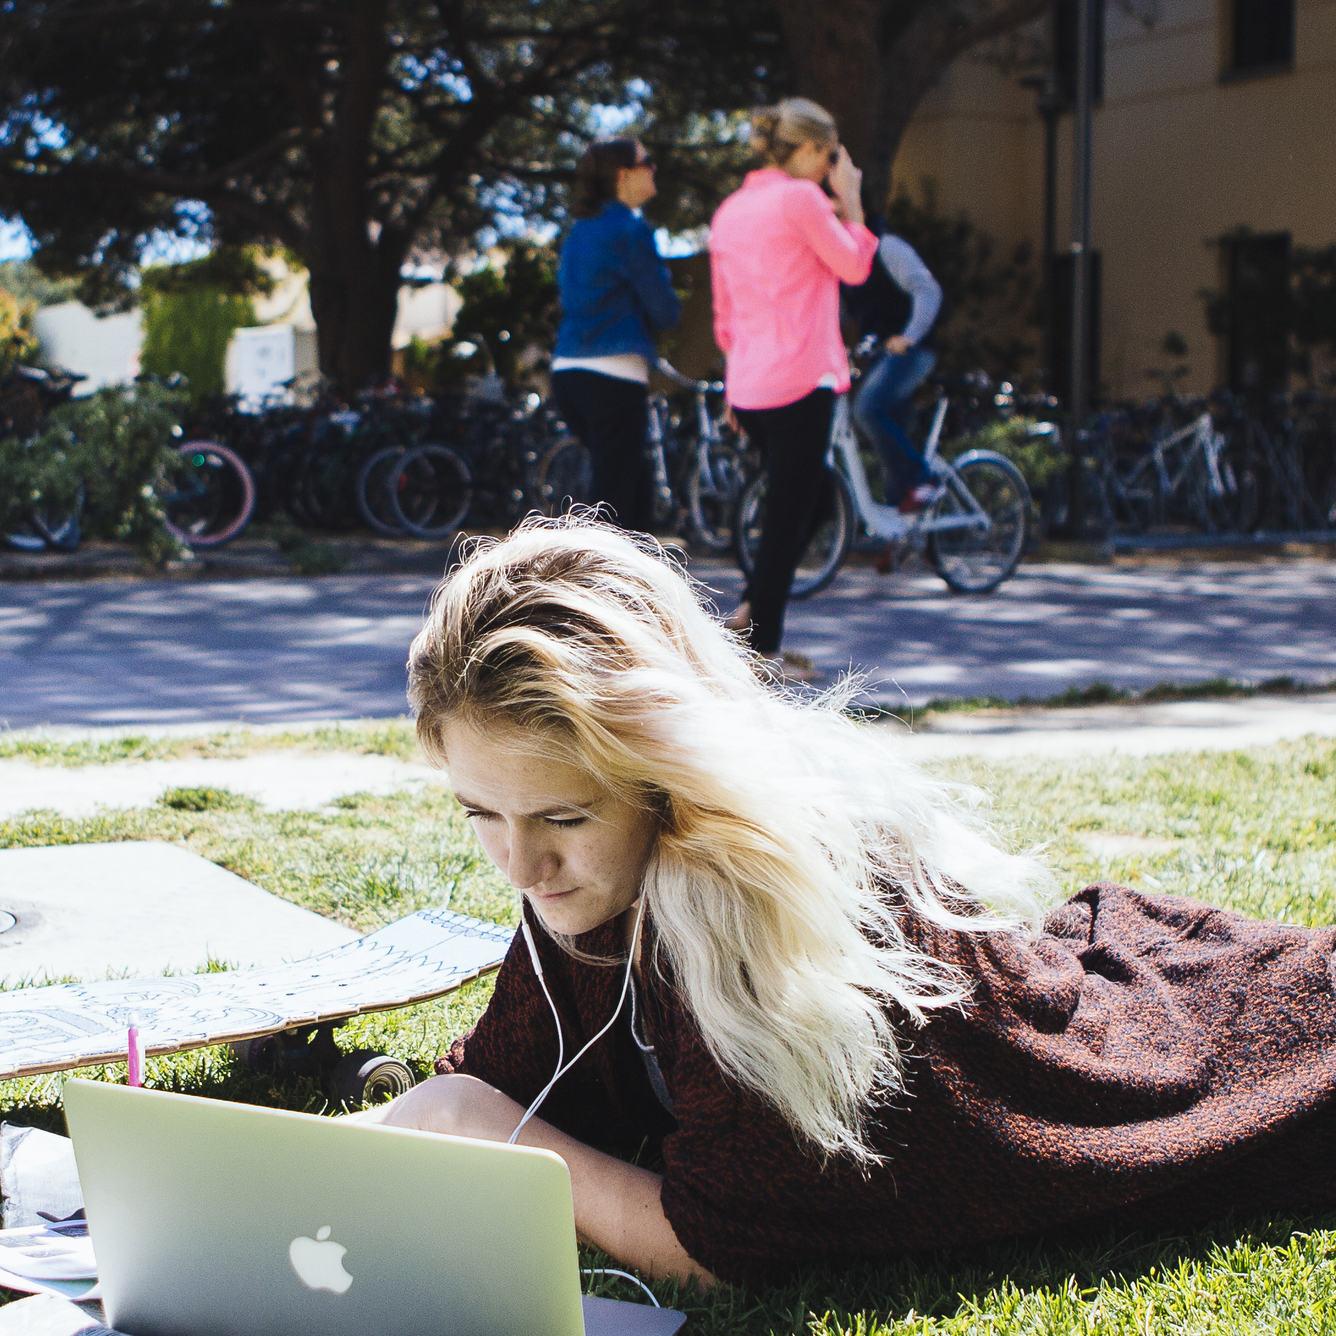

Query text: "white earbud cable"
[579, 1266, 662, 1307]
[508, 895, 647, 1145]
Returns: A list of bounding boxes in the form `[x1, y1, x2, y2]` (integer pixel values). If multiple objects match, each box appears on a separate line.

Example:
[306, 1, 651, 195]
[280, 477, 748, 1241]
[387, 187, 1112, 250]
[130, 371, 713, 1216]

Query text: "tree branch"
[937, 0, 1049, 64]
[0, 160, 308, 250]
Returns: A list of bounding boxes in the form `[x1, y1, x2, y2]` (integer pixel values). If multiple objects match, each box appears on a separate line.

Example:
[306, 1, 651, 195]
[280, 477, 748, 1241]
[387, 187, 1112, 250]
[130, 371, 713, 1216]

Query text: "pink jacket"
[710, 167, 877, 410]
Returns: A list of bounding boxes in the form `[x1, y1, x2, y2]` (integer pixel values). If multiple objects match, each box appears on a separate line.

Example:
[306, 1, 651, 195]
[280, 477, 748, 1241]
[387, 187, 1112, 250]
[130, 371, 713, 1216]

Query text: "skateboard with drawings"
[0, 908, 511, 1105]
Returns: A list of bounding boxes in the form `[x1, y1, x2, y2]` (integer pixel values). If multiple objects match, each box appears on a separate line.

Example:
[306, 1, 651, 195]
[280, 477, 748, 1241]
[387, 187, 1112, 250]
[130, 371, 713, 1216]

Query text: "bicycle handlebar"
[656, 360, 723, 395]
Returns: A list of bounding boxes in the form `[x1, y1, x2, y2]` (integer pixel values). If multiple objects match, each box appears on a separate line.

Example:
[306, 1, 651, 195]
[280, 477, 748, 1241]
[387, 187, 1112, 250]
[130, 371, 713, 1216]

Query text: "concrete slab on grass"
[884, 693, 1336, 760]
[0, 842, 354, 985]
[0, 752, 447, 821]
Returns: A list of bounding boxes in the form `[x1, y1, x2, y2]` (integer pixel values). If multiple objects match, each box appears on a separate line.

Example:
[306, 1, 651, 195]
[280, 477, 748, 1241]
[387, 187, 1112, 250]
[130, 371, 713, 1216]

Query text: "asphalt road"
[3, 556, 1336, 729]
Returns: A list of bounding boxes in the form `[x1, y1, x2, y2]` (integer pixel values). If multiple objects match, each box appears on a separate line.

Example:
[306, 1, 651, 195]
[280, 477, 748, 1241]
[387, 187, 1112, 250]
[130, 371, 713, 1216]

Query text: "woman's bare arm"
[361, 1074, 718, 1290]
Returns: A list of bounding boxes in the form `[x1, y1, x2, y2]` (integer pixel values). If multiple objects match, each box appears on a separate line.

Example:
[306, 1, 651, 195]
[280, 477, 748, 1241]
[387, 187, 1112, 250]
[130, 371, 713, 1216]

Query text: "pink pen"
[127, 1016, 142, 1087]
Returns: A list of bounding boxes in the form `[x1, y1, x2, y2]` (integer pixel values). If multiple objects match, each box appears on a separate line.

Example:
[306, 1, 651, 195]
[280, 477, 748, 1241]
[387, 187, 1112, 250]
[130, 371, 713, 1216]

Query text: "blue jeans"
[851, 346, 937, 504]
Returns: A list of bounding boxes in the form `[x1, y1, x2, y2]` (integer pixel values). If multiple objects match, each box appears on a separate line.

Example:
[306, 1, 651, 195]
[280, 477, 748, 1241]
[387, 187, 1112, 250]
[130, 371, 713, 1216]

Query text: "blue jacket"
[554, 202, 680, 361]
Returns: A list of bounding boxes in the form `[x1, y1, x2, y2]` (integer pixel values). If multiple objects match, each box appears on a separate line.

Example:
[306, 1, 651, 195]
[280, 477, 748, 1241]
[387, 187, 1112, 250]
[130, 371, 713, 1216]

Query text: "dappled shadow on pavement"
[770, 560, 1336, 705]
[0, 575, 436, 729]
[2, 560, 1336, 727]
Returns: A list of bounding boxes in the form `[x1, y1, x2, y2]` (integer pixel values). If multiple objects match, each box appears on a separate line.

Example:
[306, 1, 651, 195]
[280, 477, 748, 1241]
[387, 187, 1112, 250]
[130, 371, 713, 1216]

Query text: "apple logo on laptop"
[289, 1225, 354, 1294]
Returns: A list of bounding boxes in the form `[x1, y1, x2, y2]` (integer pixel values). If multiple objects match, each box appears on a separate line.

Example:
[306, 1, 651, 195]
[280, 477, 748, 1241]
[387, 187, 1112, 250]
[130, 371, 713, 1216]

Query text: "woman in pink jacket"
[710, 98, 877, 662]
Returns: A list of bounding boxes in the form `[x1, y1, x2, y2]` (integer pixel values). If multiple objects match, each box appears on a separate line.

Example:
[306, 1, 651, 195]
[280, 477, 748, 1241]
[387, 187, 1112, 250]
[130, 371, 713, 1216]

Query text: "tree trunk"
[306, 234, 403, 393]
[773, 0, 883, 168]
[772, 0, 1049, 215]
[299, 0, 402, 393]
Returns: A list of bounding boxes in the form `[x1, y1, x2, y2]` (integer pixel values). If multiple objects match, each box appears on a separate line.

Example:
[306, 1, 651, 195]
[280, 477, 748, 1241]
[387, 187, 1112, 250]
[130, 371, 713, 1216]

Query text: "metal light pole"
[1019, 70, 1060, 385]
[1067, 0, 1096, 534]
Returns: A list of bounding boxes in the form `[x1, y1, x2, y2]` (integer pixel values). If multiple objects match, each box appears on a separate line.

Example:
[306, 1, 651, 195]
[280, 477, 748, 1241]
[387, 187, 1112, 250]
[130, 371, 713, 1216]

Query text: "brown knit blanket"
[440, 884, 1336, 1286]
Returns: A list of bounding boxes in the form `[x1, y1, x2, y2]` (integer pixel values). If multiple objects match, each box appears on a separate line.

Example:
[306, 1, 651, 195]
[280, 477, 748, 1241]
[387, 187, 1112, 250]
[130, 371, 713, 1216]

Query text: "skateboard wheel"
[330, 1050, 415, 1108]
[231, 1035, 281, 1072]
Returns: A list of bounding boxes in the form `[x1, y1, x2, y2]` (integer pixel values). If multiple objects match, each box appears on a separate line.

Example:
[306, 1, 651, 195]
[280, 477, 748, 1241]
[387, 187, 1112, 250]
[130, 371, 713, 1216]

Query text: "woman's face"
[615, 142, 658, 208]
[786, 137, 838, 184]
[440, 716, 658, 938]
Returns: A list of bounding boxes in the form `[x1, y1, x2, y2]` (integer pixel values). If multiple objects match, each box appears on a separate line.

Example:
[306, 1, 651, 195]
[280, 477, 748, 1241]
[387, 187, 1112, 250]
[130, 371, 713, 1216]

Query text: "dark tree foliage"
[0, 0, 784, 391]
[884, 185, 1038, 379]
[447, 241, 559, 388]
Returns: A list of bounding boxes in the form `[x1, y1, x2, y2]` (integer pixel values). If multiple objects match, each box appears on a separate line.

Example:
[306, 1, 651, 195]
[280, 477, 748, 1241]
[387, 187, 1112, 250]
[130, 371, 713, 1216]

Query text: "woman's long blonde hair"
[407, 515, 1053, 1162]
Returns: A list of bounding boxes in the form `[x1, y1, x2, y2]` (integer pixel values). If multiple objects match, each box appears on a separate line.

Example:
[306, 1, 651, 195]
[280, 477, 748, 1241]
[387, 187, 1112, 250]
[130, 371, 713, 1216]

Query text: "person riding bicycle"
[844, 223, 942, 513]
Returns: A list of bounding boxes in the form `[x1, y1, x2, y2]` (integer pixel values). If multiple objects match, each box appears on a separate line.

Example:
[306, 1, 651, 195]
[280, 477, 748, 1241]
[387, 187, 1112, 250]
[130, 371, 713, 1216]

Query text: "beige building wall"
[894, 0, 1336, 399]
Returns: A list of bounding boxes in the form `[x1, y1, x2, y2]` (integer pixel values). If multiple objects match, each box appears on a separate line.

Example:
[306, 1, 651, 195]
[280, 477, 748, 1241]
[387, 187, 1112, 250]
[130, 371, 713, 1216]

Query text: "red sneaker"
[899, 483, 942, 515]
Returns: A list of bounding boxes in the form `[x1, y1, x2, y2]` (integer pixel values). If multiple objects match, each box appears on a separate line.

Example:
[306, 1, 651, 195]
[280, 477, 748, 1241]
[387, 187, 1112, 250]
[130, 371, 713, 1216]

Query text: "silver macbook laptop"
[63, 1080, 687, 1336]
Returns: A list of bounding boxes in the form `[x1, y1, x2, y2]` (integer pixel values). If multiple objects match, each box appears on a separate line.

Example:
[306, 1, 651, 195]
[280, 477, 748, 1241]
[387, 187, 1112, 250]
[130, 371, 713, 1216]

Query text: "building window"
[1222, 232, 1291, 396]
[1053, 0, 1106, 106]
[1228, 0, 1295, 76]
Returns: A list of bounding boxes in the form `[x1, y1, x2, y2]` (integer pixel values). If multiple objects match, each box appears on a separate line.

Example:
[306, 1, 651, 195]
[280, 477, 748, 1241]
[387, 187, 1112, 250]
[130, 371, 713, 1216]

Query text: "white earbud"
[520, 918, 546, 981]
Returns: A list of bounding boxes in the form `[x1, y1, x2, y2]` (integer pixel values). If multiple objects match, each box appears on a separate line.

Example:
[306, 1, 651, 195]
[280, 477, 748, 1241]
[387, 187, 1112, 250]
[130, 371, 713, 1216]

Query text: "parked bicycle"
[1088, 403, 1242, 534]
[735, 375, 1032, 596]
[534, 360, 745, 550]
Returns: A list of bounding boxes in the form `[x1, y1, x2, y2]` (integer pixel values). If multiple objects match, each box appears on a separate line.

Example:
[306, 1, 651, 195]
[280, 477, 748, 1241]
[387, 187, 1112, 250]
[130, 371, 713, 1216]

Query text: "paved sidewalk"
[4, 557, 1336, 728]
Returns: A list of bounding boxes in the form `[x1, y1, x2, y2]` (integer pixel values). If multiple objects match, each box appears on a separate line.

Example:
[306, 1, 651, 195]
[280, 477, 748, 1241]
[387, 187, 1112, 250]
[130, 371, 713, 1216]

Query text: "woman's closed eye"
[461, 808, 587, 828]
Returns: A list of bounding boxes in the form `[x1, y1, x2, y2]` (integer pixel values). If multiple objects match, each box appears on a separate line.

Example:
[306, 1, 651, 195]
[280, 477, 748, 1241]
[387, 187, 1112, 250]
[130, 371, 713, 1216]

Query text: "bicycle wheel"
[387, 444, 472, 539]
[1227, 442, 1263, 533]
[734, 468, 853, 599]
[355, 445, 408, 536]
[162, 440, 257, 548]
[1187, 458, 1233, 534]
[534, 436, 593, 516]
[3, 518, 48, 552]
[927, 452, 1029, 594]
[32, 488, 84, 551]
[684, 438, 747, 552]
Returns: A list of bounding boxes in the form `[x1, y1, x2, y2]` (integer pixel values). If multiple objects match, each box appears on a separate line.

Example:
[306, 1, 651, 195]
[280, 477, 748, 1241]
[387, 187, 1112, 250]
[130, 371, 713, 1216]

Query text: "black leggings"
[552, 370, 652, 530]
[734, 388, 835, 655]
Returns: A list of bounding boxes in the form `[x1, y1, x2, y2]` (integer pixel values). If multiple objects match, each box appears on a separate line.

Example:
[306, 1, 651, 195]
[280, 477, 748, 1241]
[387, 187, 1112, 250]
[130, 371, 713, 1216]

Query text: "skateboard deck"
[0, 907, 512, 1081]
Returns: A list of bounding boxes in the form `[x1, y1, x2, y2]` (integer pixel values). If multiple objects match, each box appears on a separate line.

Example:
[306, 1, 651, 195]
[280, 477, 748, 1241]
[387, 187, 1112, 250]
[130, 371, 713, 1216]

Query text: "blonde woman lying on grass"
[363, 515, 1336, 1290]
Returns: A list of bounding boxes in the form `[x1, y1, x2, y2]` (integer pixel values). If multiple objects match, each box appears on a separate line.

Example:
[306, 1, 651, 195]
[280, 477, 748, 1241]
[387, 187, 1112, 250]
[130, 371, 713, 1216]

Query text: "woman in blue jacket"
[551, 139, 680, 529]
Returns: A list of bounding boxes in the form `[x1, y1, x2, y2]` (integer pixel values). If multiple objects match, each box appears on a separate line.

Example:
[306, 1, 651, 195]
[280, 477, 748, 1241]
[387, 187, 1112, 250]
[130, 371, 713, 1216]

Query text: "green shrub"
[139, 248, 271, 404]
[436, 240, 559, 389]
[944, 416, 1067, 494]
[140, 286, 254, 403]
[60, 383, 190, 563]
[0, 382, 189, 563]
[0, 422, 83, 534]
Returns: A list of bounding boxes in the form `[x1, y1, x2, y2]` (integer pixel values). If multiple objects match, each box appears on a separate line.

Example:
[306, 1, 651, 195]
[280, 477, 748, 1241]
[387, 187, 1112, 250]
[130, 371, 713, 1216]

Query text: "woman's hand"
[353, 1073, 717, 1289]
[827, 146, 864, 226]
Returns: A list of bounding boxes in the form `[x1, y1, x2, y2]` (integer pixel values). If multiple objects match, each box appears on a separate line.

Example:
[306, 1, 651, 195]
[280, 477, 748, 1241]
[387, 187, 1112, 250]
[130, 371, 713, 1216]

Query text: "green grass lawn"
[3, 725, 1335, 1333]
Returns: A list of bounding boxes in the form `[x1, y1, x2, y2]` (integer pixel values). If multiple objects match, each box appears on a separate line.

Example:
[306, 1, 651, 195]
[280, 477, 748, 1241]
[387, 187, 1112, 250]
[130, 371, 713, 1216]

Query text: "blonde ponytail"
[750, 97, 838, 166]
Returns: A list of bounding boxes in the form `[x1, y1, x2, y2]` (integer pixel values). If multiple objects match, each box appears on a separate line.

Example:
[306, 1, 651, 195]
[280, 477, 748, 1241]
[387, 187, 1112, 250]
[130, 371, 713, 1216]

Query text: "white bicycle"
[735, 383, 1032, 595]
